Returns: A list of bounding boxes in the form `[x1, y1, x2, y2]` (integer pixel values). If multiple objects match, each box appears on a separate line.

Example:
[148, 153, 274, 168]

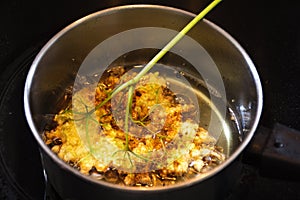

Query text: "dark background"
[0, 0, 300, 199]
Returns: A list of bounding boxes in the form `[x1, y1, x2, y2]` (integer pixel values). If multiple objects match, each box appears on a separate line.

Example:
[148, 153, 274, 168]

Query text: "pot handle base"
[243, 123, 300, 181]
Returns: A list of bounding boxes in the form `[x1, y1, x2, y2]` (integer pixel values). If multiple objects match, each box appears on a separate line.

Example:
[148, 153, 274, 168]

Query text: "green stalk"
[124, 86, 134, 151]
[90, 0, 222, 114]
[129, 0, 222, 82]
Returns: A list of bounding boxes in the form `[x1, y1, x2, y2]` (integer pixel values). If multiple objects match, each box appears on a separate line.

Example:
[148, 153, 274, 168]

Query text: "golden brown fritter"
[44, 66, 225, 187]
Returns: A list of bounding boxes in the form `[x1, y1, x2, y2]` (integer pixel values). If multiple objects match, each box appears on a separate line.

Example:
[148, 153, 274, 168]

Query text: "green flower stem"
[124, 85, 134, 151]
[129, 0, 222, 82]
[89, 0, 222, 115]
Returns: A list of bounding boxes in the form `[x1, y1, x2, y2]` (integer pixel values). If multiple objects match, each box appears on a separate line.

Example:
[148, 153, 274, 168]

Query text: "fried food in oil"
[44, 66, 225, 187]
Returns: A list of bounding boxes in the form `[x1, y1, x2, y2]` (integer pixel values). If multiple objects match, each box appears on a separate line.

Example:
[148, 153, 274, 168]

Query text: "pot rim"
[24, 4, 263, 193]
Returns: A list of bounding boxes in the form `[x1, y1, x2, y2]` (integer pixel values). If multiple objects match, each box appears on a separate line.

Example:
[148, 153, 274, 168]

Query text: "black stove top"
[1, 0, 300, 199]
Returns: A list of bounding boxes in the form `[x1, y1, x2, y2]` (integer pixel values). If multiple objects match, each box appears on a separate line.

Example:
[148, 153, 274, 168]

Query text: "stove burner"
[0, 47, 45, 200]
[1, 48, 300, 200]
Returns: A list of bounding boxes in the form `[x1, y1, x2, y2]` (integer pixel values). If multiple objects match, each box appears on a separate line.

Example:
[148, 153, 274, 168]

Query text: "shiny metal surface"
[24, 5, 262, 199]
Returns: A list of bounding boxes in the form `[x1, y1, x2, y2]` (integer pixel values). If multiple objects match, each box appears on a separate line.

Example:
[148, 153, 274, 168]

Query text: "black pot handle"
[243, 123, 300, 180]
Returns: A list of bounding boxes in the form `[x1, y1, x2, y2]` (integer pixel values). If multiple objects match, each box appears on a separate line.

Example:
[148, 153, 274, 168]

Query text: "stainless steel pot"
[24, 5, 263, 200]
